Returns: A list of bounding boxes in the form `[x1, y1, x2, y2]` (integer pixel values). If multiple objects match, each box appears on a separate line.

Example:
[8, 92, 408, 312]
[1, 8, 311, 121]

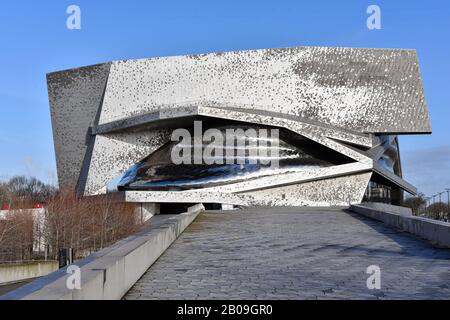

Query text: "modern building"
[47, 46, 431, 211]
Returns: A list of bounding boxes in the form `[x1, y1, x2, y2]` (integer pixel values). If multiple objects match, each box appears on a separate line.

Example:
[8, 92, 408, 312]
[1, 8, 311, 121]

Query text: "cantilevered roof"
[93, 47, 430, 133]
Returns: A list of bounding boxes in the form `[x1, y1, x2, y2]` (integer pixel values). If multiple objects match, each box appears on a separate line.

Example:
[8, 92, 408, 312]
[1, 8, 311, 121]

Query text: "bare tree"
[43, 188, 138, 260]
[1, 177, 138, 263]
[426, 202, 448, 221]
[0, 175, 56, 209]
[403, 193, 426, 215]
[0, 210, 34, 262]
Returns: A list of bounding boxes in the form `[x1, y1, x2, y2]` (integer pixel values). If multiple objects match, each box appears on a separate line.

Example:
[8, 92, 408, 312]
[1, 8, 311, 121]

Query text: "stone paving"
[125, 207, 450, 300]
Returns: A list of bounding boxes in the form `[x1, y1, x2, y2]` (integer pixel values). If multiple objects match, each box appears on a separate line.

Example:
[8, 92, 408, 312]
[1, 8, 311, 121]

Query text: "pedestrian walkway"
[125, 208, 450, 299]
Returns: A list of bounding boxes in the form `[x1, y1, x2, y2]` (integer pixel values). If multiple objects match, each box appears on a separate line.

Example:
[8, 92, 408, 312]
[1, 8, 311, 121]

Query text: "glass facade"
[363, 135, 404, 204]
[363, 181, 393, 204]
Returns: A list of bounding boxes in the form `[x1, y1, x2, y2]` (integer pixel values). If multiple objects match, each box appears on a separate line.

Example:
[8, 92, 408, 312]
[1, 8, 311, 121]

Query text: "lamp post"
[446, 188, 450, 218]
[438, 191, 445, 219]
[426, 197, 431, 211]
[431, 194, 438, 219]
[424, 197, 430, 215]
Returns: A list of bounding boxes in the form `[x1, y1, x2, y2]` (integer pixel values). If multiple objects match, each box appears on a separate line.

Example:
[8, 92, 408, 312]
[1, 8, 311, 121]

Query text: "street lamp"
[446, 188, 450, 216]
[438, 191, 446, 219]
[438, 191, 444, 204]
[426, 197, 431, 208]
[424, 197, 431, 215]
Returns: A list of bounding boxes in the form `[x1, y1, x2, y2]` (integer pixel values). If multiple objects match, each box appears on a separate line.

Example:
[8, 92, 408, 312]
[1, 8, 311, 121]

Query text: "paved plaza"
[125, 208, 450, 300]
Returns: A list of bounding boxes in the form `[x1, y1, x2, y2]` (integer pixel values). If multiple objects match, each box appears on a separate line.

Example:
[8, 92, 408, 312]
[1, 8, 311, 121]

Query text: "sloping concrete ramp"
[3, 206, 450, 300]
[125, 207, 450, 300]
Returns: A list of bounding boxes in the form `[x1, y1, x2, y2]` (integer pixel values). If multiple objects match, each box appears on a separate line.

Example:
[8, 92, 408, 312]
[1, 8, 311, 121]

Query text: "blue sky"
[0, 0, 449, 197]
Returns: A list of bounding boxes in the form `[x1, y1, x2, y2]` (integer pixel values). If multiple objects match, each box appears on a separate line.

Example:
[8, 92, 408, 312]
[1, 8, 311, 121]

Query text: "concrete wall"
[135, 203, 160, 223]
[350, 204, 450, 248]
[0, 204, 204, 300]
[0, 261, 58, 285]
[359, 202, 413, 216]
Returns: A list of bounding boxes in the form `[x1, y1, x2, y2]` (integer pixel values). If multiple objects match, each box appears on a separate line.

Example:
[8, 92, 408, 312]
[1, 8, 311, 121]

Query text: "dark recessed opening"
[203, 203, 222, 210]
[159, 202, 222, 213]
[159, 203, 192, 214]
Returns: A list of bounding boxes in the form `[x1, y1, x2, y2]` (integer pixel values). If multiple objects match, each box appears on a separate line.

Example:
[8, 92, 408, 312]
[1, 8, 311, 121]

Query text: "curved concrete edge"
[0, 204, 204, 300]
[350, 204, 450, 248]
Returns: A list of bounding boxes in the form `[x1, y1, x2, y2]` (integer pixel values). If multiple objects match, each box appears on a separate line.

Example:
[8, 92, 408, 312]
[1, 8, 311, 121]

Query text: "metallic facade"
[47, 46, 431, 206]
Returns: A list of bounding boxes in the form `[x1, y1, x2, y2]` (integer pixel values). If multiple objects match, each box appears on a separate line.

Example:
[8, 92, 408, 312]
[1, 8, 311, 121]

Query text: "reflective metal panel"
[116, 125, 352, 190]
